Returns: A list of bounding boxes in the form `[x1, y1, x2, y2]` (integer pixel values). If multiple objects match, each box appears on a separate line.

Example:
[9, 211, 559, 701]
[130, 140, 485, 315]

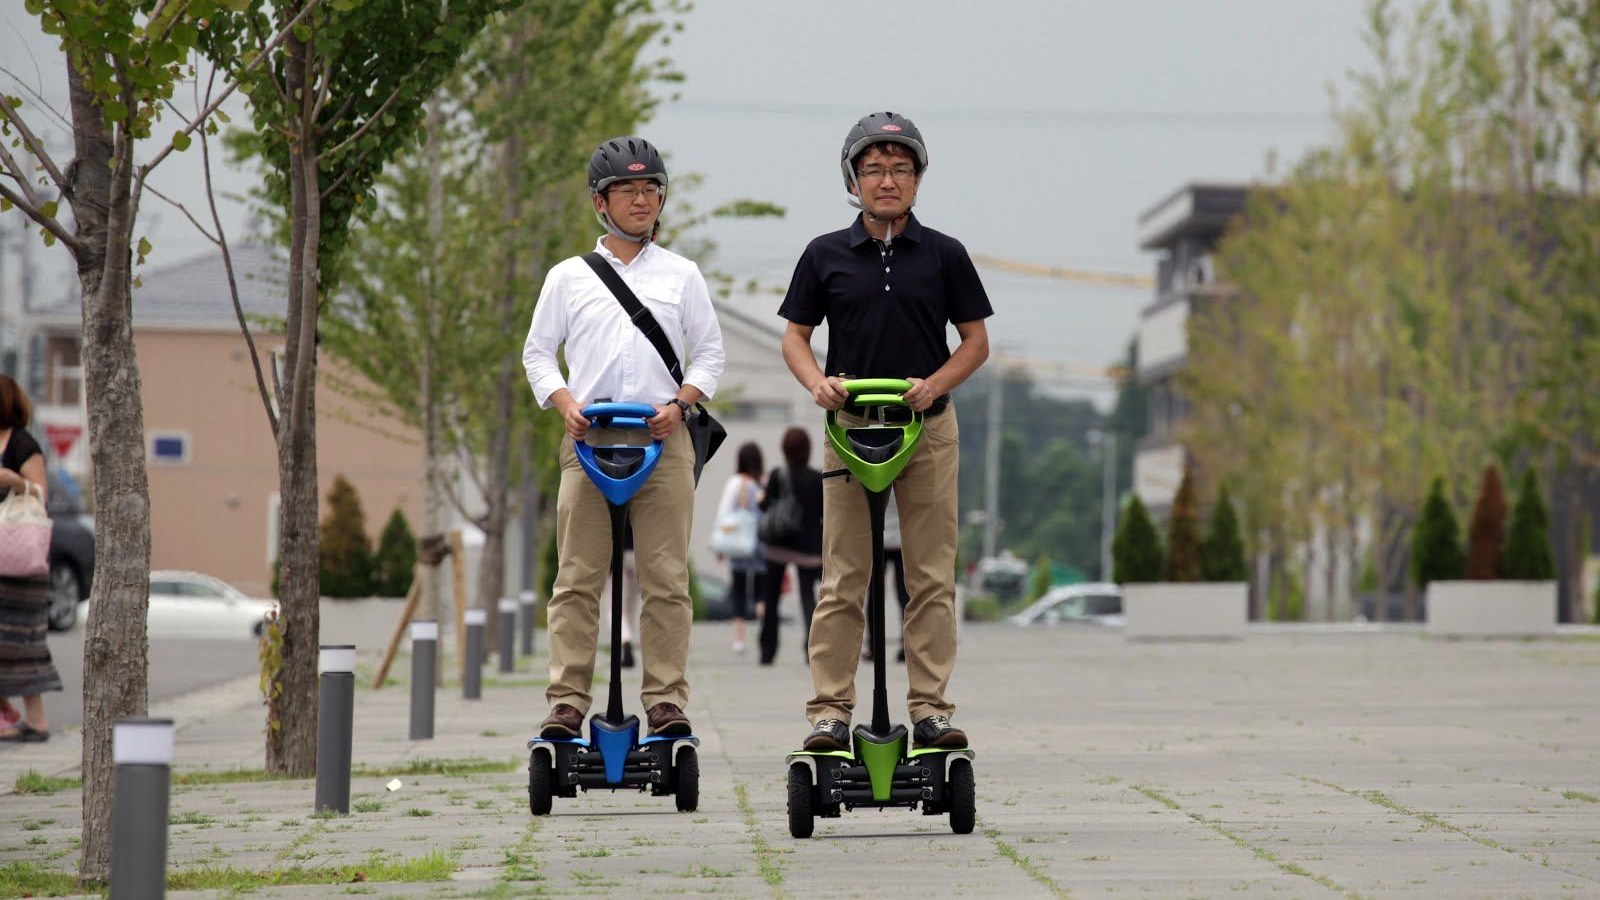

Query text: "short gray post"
[409, 620, 437, 740]
[315, 645, 356, 815]
[519, 590, 537, 657]
[110, 717, 174, 900]
[463, 607, 486, 700]
[498, 597, 517, 674]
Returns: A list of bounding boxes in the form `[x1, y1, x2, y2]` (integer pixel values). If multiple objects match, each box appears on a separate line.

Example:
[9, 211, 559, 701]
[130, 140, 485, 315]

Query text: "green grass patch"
[170, 811, 216, 826]
[733, 781, 785, 888]
[353, 799, 384, 813]
[169, 757, 517, 787]
[403, 808, 435, 817]
[0, 860, 81, 898]
[12, 770, 80, 796]
[1562, 789, 1598, 803]
[984, 825, 1069, 898]
[168, 850, 456, 891]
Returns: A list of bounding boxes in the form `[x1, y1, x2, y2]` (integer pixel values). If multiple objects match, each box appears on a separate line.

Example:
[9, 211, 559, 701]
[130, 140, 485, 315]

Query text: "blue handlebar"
[582, 402, 658, 428]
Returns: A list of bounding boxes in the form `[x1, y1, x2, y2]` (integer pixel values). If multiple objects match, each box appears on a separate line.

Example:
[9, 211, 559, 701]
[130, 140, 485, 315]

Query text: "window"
[148, 431, 190, 464]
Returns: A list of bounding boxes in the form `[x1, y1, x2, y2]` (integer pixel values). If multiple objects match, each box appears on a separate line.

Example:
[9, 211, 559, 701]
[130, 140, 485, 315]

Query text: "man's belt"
[841, 394, 948, 420]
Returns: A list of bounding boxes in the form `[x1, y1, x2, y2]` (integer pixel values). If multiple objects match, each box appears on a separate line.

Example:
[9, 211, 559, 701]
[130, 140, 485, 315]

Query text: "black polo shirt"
[779, 212, 993, 383]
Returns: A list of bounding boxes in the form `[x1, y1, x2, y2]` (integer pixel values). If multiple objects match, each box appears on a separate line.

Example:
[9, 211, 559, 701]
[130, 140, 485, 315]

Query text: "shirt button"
[884, 285, 891, 291]
[884, 267, 891, 273]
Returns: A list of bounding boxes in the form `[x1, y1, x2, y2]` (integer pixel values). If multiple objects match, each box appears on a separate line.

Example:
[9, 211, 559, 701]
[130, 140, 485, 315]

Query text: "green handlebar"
[841, 378, 912, 397]
[850, 393, 909, 408]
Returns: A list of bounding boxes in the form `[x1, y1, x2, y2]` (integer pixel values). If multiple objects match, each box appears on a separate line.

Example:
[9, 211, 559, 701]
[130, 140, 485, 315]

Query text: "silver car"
[1009, 583, 1125, 628]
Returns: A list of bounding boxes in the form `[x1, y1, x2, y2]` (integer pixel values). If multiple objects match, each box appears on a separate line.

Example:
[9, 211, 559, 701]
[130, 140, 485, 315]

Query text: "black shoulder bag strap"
[581, 252, 725, 483]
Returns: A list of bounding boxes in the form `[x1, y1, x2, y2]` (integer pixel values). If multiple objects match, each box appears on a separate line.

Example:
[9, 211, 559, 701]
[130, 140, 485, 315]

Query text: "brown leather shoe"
[646, 702, 692, 736]
[540, 703, 583, 738]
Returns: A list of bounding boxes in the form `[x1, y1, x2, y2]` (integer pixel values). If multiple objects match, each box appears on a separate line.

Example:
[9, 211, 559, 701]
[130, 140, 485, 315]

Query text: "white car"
[1009, 583, 1125, 628]
[145, 570, 278, 641]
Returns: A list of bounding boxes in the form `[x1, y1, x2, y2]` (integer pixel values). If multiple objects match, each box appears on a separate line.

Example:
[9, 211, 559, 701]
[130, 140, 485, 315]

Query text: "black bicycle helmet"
[588, 136, 668, 194]
[840, 111, 928, 183]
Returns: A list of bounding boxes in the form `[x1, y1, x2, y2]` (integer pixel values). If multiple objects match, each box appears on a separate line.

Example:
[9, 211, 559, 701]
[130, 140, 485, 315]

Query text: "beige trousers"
[547, 426, 695, 714]
[806, 406, 961, 724]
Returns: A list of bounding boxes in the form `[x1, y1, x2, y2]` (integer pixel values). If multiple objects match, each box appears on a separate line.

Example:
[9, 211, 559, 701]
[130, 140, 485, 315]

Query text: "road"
[36, 597, 406, 731]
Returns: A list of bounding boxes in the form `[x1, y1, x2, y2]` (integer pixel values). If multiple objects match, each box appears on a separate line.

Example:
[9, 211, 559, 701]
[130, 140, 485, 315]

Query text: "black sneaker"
[912, 714, 967, 749]
[803, 718, 850, 751]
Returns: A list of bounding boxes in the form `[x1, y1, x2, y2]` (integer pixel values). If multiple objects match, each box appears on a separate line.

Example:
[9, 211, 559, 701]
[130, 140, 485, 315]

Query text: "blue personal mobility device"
[527, 402, 699, 815]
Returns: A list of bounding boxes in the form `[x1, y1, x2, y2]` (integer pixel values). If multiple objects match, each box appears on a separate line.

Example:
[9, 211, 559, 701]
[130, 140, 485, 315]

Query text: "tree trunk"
[420, 94, 449, 647]
[268, 31, 321, 776]
[71, 68, 153, 883]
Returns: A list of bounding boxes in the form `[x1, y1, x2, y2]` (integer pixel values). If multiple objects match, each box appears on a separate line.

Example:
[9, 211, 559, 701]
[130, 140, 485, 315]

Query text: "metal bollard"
[498, 597, 517, 674]
[315, 644, 356, 815]
[519, 590, 537, 657]
[111, 717, 174, 900]
[463, 608, 486, 700]
[410, 620, 437, 740]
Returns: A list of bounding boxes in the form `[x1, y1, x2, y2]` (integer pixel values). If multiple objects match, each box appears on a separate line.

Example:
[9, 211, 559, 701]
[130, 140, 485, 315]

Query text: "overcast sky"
[2, 2, 1399, 400]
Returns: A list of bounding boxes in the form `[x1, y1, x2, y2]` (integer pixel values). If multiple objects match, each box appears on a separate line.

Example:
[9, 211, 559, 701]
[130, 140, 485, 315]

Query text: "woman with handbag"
[757, 427, 824, 666]
[712, 443, 765, 654]
[0, 374, 60, 743]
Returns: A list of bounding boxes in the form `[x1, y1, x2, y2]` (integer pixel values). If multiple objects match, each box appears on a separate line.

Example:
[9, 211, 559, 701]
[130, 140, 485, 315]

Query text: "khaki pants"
[807, 406, 961, 724]
[547, 426, 695, 715]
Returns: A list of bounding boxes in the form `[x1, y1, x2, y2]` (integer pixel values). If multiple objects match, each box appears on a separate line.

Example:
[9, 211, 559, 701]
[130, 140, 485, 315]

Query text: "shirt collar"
[849, 211, 922, 247]
[593, 235, 655, 267]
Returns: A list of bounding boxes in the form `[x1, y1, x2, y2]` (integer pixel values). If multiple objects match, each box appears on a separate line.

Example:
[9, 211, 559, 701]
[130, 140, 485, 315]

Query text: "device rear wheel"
[674, 746, 700, 812]
[787, 763, 815, 839]
[528, 751, 553, 816]
[947, 758, 975, 834]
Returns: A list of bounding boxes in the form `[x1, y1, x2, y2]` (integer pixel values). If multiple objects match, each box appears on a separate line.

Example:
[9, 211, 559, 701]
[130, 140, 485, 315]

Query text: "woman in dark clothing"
[758, 427, 825, 665]
[0, 374, 60, 742]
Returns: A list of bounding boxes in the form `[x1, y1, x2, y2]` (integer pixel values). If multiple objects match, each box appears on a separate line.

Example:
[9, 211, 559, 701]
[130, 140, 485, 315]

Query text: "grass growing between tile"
[168, 757, 518, 786]
[982, 822, 1069, 899]
[11, 770, 80, 796]
[0, 861, 79, 899]
[168, 850, 456, 891]
[733, 781, 786, 889]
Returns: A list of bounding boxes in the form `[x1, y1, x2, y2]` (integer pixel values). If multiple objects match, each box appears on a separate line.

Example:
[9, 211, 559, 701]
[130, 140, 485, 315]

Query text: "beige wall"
[137, 329, 422, 596]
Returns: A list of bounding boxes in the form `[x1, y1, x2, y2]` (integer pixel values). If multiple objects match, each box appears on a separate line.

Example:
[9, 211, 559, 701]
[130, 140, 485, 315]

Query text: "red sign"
[44, 423, 82, 459]
[881, 124, 903, 132]
[627, 162, 646, 171]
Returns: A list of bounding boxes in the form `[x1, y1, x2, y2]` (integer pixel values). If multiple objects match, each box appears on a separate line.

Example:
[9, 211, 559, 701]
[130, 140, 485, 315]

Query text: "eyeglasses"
[856, 165, 917, 182]
[607, 183, 664, 201]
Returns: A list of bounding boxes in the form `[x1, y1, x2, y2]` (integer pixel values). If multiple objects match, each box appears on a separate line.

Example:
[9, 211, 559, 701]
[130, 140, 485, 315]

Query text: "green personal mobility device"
[785, 378, 975, 838]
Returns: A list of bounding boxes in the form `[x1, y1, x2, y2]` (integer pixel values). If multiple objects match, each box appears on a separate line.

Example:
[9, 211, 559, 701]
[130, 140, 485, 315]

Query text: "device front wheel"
[529, 751, 554, 816]
[787, 763, 815, 839]
[947, 758, 975, 834]
[674, 746, 700, 812]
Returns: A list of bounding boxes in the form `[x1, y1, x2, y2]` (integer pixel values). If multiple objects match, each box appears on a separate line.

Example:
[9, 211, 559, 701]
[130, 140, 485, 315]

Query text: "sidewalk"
[4, 621, 1600, 897]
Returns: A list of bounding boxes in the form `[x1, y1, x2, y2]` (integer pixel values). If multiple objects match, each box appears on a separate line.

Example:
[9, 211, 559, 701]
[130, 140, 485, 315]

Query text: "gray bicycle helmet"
[840, 111, 927, 209]
[589, 136, 668, 242]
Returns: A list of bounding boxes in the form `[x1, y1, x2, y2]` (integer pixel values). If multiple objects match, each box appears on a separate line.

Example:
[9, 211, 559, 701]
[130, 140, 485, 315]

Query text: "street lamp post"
[1089, 429, 1117, 581]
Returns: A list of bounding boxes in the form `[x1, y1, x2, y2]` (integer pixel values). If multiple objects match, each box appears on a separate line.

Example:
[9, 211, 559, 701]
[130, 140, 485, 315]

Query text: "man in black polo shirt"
[778, 111, 993, 752]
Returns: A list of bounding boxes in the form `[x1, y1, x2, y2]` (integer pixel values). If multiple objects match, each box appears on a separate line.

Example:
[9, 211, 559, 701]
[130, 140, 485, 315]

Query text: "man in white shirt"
[522, 136, 725, 739]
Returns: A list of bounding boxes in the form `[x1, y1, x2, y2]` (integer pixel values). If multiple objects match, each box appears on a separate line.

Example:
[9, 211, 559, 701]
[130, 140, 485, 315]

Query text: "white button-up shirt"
[523, 238, 725, 409]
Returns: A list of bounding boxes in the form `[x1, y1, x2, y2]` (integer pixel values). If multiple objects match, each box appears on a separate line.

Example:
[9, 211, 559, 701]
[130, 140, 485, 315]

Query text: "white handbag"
[0, 481, 51, 577]
[709, 481, 761, 559]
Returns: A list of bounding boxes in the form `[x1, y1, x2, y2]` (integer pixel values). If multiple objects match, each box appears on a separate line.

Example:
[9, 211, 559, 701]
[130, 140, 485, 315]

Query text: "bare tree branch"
[319, 81, 408, 164]
[0, 142, 43, 207]
[0, 65, 74, 131]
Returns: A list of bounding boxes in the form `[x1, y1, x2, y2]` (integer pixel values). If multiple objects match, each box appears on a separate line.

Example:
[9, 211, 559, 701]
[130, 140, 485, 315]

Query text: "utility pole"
[982, 372, 1002, 560]
[1100, 431, 1116, 581]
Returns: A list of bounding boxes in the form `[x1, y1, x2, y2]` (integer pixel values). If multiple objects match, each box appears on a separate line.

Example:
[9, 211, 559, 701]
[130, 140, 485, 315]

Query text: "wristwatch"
[670, 398, 692, 418]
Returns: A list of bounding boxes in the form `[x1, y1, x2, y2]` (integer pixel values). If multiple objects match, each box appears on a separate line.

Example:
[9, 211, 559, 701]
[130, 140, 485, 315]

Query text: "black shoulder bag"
[581, 252, 726, 484]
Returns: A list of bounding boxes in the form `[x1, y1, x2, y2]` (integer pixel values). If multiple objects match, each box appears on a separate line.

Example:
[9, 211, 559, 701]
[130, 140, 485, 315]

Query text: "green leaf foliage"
[372, 508, 419, 598]
[1464, 464, 1508, 579]
[1026, 554, 1053, 604]
[1504, 467, 1555, 580]
[319, 475, 373, 599]
[1200, 485, 1248, 582]
[1412, 476, 1465, 590]
[1162, 467, 1202, 582]
[1112, 495, 1163, 585]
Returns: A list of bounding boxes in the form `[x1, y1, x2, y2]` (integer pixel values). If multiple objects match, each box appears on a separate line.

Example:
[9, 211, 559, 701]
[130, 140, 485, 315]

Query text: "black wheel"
[948, 758, 975, 834]
[787, 763, 815, 839]
[528, 751, 553, 816]
[674, 747, 699, 812]
[47, 563, 80, 632]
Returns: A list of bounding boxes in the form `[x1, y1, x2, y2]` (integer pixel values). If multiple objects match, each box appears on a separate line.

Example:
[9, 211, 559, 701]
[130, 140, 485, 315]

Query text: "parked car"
[45, 469, 95, 631]
[1009, 583, 1125, 628]
[108, 571, 279, 641]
